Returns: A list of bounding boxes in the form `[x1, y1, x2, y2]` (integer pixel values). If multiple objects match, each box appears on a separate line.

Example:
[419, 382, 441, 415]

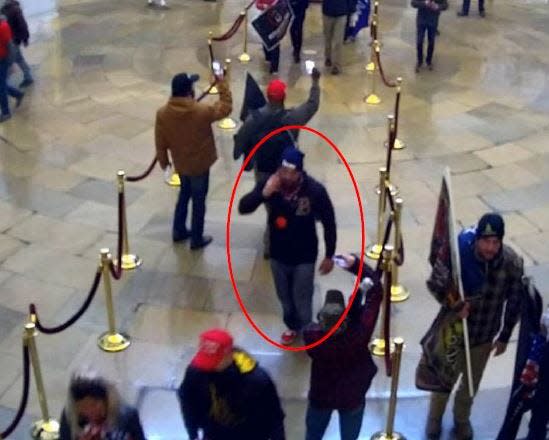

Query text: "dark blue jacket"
[322, 0, 357, 17]
[411, 0, 448, 26]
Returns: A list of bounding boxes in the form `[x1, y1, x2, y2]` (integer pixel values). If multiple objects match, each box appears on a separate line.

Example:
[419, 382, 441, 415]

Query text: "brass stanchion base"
[218, 117, 237, 129]
[165, 172, 181, 187]
[31, 418, 60, 440]
[391, 284, 410, 303]
[366, 61, 375, 72]
[365, 93, 381, 105]
[98, 332, 131, 352]
[375, 183, 399, 196]
[384, 139, 406, 150]
[370, 431, 407, 440]
[208, 85, 219, 95]
[370, 337, 395, 357]
[366, 243, 383, 260]
[238, 52, 251, 63]
[119, 253, 142, 270]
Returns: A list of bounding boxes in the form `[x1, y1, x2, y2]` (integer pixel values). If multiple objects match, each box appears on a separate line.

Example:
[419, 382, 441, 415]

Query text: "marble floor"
[1, 0, 549, 438]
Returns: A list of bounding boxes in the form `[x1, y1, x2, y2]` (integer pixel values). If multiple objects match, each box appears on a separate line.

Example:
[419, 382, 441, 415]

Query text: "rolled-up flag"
[239, 72, 266, 122]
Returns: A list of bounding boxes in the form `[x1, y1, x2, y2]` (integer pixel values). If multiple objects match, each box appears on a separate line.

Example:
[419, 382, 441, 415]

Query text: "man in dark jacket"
[457, 0, 485, 17]
[0, 14, 23, 122]
[1, 0, 32, 87]
[234, 69, 320, 258]
[425, 213, 524, 440]
[322, 0, 356, 74]
[411, 0, 447, 72]
[239, 147, 336, 345]
[178, 328, 286, 440]
[303, 256, 381, 440]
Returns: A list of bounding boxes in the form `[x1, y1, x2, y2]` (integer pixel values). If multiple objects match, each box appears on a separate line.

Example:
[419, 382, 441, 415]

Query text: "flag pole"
[445, 166, 474, 398]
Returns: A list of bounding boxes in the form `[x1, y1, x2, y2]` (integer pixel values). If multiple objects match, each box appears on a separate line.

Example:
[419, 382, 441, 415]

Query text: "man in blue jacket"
[239, 147, 337, 345]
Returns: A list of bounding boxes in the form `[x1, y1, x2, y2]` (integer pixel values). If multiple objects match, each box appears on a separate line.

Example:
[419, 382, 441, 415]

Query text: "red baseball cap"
[191, 329, 233, 371]
[267, 79, 286, 101]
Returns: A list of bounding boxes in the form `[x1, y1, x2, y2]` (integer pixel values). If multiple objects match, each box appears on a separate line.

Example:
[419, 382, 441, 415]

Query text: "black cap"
[318, 290, 345, 331]
[476, 213, 505, 240]
[171, 73, 199, 97]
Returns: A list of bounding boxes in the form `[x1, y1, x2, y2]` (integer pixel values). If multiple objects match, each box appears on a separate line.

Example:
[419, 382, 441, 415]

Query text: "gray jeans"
[270, 260, 315, 331]
[13, 44, 32, 81]
[323, 15, 346, 68]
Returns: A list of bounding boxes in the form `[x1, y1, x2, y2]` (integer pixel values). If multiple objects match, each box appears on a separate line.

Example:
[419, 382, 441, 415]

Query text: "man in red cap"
[234, 67, 321, 258]
[178, 328, 286, 440]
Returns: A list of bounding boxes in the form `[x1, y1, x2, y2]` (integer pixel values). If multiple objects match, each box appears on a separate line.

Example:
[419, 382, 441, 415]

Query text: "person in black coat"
[59, 372, 146, 440]
[411, 0, 447, 72]
[289, 0, 309, 62]
[178, 328, 285, 440]
[239, 146, 337, 345]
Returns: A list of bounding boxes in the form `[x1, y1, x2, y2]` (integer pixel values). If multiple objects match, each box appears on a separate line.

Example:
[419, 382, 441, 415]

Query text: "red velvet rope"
[212, 14, 245, 42]
[0, 345, 30, 438]
[375, 49, 397, 88]
[30, 269, 102, 334]
[384, 268, 393, 376]
[393, 88, 401, 141]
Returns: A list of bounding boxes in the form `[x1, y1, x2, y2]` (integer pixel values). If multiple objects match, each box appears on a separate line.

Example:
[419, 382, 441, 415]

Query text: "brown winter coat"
[155, 80, 232, 176]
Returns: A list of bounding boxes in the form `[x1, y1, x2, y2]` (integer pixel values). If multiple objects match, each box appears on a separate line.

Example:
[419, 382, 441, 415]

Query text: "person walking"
[322, 0, 356, 74]
[1, 0, 33, 87]
[424, 213, 524, 440]
[155, 72, 232, 249]
[0, 14, 23, 122]
[238, 147, 337, 345]
[289, 0, 309, 62]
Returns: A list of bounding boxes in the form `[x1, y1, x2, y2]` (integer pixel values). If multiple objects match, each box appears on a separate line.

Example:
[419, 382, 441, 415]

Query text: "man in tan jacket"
[155, 72, 232, 250]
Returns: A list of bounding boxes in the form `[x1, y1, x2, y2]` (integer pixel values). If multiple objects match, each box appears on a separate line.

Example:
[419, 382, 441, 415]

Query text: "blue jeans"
[305, 404, 365, 440]
[13, 44, 33, 81]
[173, 171, 209, 245]
[270, 260, 315, 331]
[0, 58, 23, 116]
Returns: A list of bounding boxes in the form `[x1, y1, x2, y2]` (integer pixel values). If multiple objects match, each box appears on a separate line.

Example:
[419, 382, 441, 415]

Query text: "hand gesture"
[262, 173, 281, 198]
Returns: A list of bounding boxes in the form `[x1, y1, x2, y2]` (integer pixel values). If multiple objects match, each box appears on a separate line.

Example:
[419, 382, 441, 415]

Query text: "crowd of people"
[5, 0, 547, 439]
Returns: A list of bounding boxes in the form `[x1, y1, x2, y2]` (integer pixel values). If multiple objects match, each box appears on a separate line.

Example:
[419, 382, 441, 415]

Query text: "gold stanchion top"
[374, 40, 381, 52]
[379, 166, 387, 174]
[100, 248, 111, 264]
[24, 322, 37, 339]
[240, 9, 246, 15]
[208, 31, 213, 37]
[225, 58, 231, 64]
[382, 244, 394, 272]
[394, 336, 404, 346]
[395, 197, 403, 207]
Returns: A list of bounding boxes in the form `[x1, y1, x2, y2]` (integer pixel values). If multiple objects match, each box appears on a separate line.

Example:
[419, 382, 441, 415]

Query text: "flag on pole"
[416, 168, 473, 395]
[239, 72, 266, 122]
[348, 0, 370, 39]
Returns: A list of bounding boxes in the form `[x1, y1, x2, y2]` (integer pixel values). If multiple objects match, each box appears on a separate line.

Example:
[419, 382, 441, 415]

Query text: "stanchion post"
[218, 59, 237, 130]
[238, 10, 251, 63]
[371, 337, 407, 440]
[116, 171, 142, 270]
[366, 17, 377, 72]
[376, 115, 399, 197]
[207, 31, 219, 95]
[366, 167, 388, 260]
[390, 198, 410, 303]
[97, 249, 131, 352]
[393, 77, 406, 150]
[370, 244, 395, 357]
[24, 323, 60, 440]
[365, 40, 381, 105]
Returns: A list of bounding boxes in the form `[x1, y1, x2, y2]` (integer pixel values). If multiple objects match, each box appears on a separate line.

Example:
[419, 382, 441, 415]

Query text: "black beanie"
[476, 213, 505, 240]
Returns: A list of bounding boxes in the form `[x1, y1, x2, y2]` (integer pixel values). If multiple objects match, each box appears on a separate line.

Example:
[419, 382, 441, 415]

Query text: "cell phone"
[305, 60, 315, 75]
[333, 255, 348, 268]
[212, 61, 223, 77]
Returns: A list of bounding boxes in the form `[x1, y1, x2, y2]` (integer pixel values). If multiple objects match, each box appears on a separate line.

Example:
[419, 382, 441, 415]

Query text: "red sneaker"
[281, 330, 297, 345]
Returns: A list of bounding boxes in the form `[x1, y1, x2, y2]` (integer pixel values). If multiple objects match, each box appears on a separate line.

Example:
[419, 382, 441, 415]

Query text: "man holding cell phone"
[155, 70, 232, 250]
